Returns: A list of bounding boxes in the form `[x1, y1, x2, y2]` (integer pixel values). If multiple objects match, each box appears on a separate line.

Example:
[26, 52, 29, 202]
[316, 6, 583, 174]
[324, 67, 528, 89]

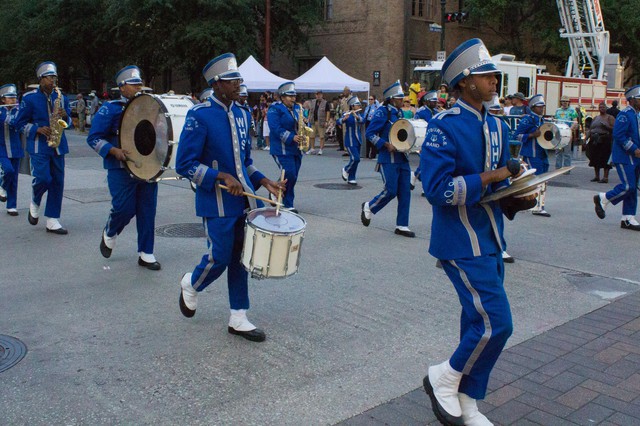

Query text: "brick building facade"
[269, 0, 505, 96]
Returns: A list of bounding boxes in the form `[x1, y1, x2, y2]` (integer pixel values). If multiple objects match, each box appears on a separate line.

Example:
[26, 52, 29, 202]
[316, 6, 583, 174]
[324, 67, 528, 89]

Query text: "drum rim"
[245, 207, 307, 234]
[119, 93, 175, 182]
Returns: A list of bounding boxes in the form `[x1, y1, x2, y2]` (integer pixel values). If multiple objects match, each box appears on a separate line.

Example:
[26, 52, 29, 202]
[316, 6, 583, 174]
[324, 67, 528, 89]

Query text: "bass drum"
[119, 94, 195, 181]
[389, 119, 428, 153]
[537, 122, 572, 150]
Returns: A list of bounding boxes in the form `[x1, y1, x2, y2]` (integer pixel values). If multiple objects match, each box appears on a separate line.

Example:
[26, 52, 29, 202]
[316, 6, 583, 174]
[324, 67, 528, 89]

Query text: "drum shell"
[119, 94, 194, 181]
[537, 122, 572, 150]
[389, 119, 428, 153]
[241, 208, 306, 279]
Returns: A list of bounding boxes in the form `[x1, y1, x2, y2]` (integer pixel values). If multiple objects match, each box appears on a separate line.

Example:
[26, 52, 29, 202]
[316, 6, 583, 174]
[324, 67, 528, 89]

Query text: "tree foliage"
[465, 0, 640, 84]
[0, 0, 322, 94]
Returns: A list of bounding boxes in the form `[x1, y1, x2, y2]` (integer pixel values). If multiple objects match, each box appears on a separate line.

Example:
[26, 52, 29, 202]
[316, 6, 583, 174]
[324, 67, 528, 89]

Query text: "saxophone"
[296, 103, 314, 152]
[47, 86, 69, 148]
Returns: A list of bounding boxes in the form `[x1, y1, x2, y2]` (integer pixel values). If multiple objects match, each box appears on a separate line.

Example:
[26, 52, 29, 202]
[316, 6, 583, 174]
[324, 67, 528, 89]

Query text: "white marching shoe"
[228, 309, 266, 342]
[424, 361, 464, 426]
[179, 273, 197, 317]
[459, 393, 493, 426]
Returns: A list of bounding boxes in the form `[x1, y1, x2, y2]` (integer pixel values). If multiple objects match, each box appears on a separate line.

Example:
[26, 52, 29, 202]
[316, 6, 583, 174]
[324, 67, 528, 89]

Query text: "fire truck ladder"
[556, 0, 610, 80]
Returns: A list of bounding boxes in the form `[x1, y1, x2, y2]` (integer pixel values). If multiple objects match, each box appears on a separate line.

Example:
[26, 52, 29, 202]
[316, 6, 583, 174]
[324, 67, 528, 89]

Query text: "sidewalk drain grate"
[0, 335, 27, 373]
[155, 223, 205, 238]
[314, 183, 361, 190]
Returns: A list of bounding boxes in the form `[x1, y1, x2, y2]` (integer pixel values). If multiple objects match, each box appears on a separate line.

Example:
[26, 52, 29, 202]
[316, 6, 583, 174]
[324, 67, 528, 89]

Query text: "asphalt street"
[1, 130, 638, 425]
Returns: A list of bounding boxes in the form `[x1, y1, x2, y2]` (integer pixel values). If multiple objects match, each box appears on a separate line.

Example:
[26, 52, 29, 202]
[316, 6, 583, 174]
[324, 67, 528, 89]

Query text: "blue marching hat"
[278, 81, 296, 96]
[422, 90, 439, 103]
[624, 85, 640, 100]
[347, 95, 361, 107]
[203, 53, 242, 85]
[239, 84, 249, 97]
[529, 94, 545, 107]
[199, 88, 213, 102]
[383, 80, 404, 100]
[116, 65, 143, 87]
[442, 38, 499, 89]
[0, 84, 18, 98]
[36, 61, 57, 79]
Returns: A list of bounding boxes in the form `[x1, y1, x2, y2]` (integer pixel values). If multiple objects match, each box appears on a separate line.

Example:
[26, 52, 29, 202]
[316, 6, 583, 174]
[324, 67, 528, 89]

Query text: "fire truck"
[413, 0, 626, 113]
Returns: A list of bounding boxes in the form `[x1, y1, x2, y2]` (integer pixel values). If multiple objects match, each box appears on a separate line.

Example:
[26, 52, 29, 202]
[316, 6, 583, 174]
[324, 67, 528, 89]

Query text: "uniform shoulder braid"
[431, 107, 460, 121]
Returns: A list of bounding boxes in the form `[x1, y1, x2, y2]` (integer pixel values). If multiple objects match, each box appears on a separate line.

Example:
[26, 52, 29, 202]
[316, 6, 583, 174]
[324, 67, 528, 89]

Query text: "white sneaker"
[180, 273, 197, 314]
[341, 168, 348, 181]
[348, 180, 357, 185]
[262, 146, 270, 151]
[305, 149, 315, 155]
[46, 217, 63, 230]
[317, 149, 323, 155]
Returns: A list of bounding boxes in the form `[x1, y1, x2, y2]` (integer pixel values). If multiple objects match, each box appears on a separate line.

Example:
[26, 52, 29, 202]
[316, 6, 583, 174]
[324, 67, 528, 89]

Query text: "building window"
[321, 0, 333, 21]
[412, 0, 436, 19]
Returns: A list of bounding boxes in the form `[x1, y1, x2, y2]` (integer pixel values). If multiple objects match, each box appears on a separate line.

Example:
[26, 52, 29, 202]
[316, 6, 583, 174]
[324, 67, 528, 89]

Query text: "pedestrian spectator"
[606, 100, 620, 118]
[438, 83, 448, 101]
[446, 96, 457, 109]
[408, 77, 421, 107]
[401, 97, 415, 118]
[253, 93, 268, 149]
[503, 95, 513, 115]
[363, 94, 380, 159]
[509, 92, 529, 116]
[306, 90, 330, 155]
[262, 97, 272, 150]
[554, 95, 578, 171]
[586, 103, 614, 183]
[76, 94, 86, 132]
[436, 97, 446, 111]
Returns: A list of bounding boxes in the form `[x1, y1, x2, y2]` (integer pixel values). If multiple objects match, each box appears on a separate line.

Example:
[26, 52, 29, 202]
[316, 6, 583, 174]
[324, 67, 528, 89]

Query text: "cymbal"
[481, 166, 574, 203]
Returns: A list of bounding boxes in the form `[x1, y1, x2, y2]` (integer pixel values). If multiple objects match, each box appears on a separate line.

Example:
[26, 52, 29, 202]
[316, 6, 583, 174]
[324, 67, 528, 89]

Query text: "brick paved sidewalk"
[337, 291, 640, 425]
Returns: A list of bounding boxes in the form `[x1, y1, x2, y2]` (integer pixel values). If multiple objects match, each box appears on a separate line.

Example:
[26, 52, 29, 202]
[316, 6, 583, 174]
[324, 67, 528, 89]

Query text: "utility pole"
[265, 0, 271, 69]
[440, 0, 447, 52]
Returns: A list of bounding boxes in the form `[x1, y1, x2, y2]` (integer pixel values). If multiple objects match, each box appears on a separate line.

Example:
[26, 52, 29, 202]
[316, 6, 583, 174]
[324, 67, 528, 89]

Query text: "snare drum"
[119, 94, 195, 181]
[241, 208, 306, 279]
[389, 119, 428, 153]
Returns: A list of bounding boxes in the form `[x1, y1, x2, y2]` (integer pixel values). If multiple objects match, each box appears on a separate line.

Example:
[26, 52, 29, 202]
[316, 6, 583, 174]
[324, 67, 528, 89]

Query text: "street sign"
[429, 23, 442, 32]
[437, 51, 446, 61]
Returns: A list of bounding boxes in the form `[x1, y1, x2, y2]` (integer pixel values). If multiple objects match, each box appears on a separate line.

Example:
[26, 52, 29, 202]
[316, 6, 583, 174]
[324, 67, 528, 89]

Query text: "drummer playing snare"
[175, 53, 285, 343]
[87, 65, 164, 270]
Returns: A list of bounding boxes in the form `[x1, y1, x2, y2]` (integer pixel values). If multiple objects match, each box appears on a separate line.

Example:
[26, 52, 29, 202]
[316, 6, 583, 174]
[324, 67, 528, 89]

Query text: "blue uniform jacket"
[611, 106, 640, 165]
[337, 112, 363, 147]
[176, 94, 266, 218]
[14, 88, 72, 155]
[0, 107, 24, 159]
[414, 106, 433, 121]
[267, 102, 303, 157]
[516, 112, 547, 159]
[365, 104, 408, 164]
[86, 98, 128, 169]
[420, 100, 510, 260]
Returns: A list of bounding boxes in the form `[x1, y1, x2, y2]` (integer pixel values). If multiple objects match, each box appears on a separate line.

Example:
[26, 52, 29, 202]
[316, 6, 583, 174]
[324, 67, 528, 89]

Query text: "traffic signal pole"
[440, 0, 447, 51]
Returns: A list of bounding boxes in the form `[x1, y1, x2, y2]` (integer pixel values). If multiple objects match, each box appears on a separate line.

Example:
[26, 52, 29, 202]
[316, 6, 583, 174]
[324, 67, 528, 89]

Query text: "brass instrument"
[47, 86, 69, 148]
[296, 103, 313, 152]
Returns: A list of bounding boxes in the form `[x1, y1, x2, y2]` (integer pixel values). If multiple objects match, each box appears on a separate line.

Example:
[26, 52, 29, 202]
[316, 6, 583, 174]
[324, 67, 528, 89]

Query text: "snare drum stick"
[218, 184, 283, 207]
[275, 169, 285, 216]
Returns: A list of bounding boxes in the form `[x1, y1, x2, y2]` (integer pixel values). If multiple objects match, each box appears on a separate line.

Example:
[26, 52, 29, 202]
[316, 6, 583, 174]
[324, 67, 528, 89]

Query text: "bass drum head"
[390, 119, 428, 153]
[119, 94, 194, 181]
[537, 122, 572, 150]
[246, 207, 306, 235]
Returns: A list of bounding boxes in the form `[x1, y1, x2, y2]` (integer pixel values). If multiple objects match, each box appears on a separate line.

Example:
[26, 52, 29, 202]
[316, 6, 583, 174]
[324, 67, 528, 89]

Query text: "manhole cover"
[314, 183, 361, 190]
[0, 335, 27, 373]
[547, 181, 577, 188]
[155, 223, 205, 238]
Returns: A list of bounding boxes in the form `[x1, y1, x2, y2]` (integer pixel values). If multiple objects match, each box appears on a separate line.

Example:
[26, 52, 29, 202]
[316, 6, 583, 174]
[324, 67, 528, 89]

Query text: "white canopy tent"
[293, 57, 370, 94]
[238, 55, 289, 92]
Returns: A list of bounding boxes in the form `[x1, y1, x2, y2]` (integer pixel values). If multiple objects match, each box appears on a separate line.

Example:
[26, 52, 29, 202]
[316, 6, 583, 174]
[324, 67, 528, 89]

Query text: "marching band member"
[361, 80, 414, 237]
[420, 38, 534, 426]
[267, 81, 304, 212]
[594, 85, 640, 230]
[337, 95, 363, 185]
[176, 53, 285, 342]
[0, 84, 24, 216]
[86, 65, 162, 270]
[411, 90, 439, 190]
[14, 61, 72, 234]
[515, 94, 550, 217]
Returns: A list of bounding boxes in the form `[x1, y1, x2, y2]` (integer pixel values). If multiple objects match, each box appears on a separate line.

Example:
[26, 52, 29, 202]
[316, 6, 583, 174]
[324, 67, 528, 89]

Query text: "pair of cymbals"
[481, 166, 574, 203]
